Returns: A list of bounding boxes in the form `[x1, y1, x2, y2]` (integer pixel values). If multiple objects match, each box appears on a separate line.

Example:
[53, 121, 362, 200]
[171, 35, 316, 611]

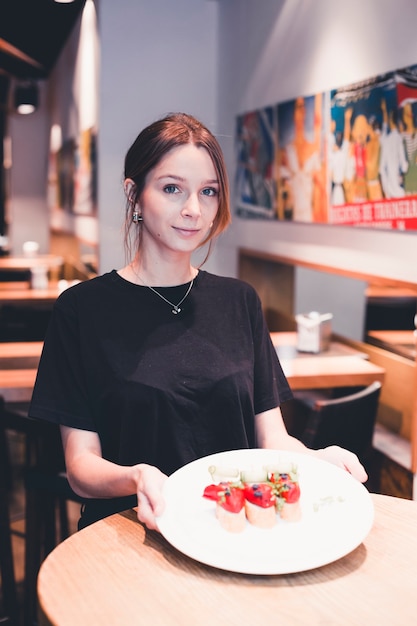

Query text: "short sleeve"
[29, 290, 97, 431]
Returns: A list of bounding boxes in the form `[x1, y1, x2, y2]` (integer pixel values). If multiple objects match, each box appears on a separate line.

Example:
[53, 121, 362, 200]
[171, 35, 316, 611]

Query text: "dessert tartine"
[203, 461, 301, 532]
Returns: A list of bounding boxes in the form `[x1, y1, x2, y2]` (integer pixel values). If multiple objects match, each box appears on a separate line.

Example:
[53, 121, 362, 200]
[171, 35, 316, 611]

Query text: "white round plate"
[156, 449, 374, 575]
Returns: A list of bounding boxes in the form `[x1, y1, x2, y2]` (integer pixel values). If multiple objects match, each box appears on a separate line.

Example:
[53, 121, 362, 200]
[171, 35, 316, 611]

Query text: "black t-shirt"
[29, 270, 292, 526]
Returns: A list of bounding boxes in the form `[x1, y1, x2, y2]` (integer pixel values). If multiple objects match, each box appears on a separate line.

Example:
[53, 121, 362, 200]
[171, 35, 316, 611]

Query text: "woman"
[401, 102, 417, 195]
[277, 95, 327, 223]
[29, 113, 366, 531]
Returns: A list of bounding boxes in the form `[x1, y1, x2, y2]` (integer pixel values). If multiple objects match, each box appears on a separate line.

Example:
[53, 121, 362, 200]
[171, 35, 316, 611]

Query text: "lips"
[173, 227, 200, 237]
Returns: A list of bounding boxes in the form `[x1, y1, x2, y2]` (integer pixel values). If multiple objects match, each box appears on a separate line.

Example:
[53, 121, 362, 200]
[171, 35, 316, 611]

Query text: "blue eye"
[202, 187, 218, 197]
[164, 185, 179, 194]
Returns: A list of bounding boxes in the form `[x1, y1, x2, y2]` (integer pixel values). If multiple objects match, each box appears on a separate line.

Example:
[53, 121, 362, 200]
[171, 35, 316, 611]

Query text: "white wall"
[8, 81, 50, 254]
[98, 0, 219, 272]
[213, 0, 417, 284]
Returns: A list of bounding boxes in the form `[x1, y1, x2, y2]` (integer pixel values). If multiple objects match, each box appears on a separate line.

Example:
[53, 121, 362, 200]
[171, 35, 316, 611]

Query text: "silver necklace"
[131, 264, 194, 314]
[146, 280, 194, 314]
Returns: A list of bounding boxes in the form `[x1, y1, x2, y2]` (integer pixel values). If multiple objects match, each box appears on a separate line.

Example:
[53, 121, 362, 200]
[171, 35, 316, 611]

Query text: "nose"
[181, 192, 201, 218]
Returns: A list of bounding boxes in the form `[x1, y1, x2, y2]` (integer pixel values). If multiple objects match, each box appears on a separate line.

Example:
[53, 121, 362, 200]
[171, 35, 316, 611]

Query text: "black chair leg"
[23, 487, 74, 626]
[23, 489, 41, 626]
[58, 499, 70, 542]
[0, 487, 20, 626]
[0, 401, 20, 626]
[42, 495, 57, 557]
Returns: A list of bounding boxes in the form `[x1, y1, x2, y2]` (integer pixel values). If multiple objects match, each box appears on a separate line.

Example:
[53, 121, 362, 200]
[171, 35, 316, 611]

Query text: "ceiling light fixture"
[14, 82, 39, 115]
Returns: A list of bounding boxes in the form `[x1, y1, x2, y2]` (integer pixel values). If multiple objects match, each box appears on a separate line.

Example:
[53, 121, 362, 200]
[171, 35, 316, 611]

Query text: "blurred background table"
[0, 262, 62, 341]
[0, 281, 61, 304]
[367, 330, 416, 361]
[0, 254, 63, 273]
[0, 369, 37, 402]
[0, 341, 43, 369]
[271, 332, 385, 389]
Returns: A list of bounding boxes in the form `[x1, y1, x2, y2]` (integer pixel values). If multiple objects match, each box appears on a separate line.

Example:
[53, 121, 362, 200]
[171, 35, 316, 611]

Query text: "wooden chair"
[291, 381, 382, 466]
[0, 398, 84, 626]
[0, 305, 52, 342]
[0, 396, 20, 625]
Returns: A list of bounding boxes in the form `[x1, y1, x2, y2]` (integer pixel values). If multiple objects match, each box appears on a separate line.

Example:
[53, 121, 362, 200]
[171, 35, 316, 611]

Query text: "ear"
[124, 178, 136, 200]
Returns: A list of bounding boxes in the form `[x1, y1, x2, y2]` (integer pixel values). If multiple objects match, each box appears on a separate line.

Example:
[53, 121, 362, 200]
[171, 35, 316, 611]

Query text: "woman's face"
[294, 97, 306, 129]
[403, 103, 414, 128]
[137, 143, 219, 257]
[352, 115, 368, 144]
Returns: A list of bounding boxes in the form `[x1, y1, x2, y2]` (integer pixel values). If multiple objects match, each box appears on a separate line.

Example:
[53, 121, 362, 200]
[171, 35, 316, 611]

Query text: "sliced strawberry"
[219, 486, 245, 513]
[243, 483, 276, 508]
[203, 483, 227, 501]
[276, 477, 301, 503]
[203, 483, 245, 513]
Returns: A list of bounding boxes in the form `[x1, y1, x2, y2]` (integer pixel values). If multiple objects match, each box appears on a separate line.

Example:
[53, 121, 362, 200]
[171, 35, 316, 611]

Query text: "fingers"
[347, 460, 368, 483]
[137, 491, 161, 531]
[136, 465, 167, 531]
[316, 446, 368, 483]
[340, 449, 368, 483]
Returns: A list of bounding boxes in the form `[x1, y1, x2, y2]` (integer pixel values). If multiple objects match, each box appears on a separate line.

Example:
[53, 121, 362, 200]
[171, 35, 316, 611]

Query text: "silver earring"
[132, 211, 143, 223]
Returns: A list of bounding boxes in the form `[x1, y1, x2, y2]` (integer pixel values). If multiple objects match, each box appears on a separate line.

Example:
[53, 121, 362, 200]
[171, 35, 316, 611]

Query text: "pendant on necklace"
[172, 307, 180, 314]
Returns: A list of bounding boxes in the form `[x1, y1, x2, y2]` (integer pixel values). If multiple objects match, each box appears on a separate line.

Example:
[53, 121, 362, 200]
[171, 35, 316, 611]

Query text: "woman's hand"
[134, 464, 168, 531]
[315, 446, 368, 483]
[60, 426, 168, 530]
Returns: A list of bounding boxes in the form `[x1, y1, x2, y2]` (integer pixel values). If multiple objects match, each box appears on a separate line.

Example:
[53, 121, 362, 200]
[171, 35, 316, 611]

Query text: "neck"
[128, 256, 196, 287]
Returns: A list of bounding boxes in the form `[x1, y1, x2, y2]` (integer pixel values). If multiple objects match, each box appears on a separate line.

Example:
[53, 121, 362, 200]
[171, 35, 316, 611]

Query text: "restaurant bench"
[335, 334, 416, 498]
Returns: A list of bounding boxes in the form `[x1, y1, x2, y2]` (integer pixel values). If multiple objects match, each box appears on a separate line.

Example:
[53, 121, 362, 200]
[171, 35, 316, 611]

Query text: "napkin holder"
[295, 312, 333, 353]
[30, 266, 48, 290]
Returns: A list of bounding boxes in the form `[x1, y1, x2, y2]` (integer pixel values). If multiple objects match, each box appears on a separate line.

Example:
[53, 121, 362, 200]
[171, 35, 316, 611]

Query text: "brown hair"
[123, 112, 231, 261]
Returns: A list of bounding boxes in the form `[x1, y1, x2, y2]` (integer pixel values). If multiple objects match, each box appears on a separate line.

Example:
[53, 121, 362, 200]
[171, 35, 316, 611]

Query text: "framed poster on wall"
[235, 62, 417, 230]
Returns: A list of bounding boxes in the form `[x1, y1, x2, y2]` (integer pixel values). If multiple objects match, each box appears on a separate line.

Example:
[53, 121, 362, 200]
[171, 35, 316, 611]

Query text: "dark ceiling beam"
[0, 0, 86, 80]
[0, 39, 44, 71]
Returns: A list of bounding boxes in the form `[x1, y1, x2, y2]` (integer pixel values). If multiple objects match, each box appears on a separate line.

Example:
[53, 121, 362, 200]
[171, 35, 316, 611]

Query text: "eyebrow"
[157, 174, 219, 185]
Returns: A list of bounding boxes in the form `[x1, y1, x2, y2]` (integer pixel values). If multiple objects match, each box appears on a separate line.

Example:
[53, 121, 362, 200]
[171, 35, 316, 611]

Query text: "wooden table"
[366, 284, 417, 299]
[0, 341, 43, 369]
[0, 368, 37, 402]
[0, 281, 61, 304]
[0, 342, 41, 403]
[271, 332, 385, 389]
[0, 255, 63, 272]
[367, 330, 416, 361]
[37, 494, 417, 626]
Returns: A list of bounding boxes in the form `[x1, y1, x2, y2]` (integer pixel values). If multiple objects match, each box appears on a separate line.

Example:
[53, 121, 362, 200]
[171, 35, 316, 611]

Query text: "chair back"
[0, 396, 20, 624]
[300, 381, 382, 462]
[0, 397, 84, 625]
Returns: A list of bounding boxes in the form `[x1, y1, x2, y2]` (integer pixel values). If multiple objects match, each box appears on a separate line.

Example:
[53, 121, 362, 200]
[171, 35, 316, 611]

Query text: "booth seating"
[365, 295, 417, 331]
